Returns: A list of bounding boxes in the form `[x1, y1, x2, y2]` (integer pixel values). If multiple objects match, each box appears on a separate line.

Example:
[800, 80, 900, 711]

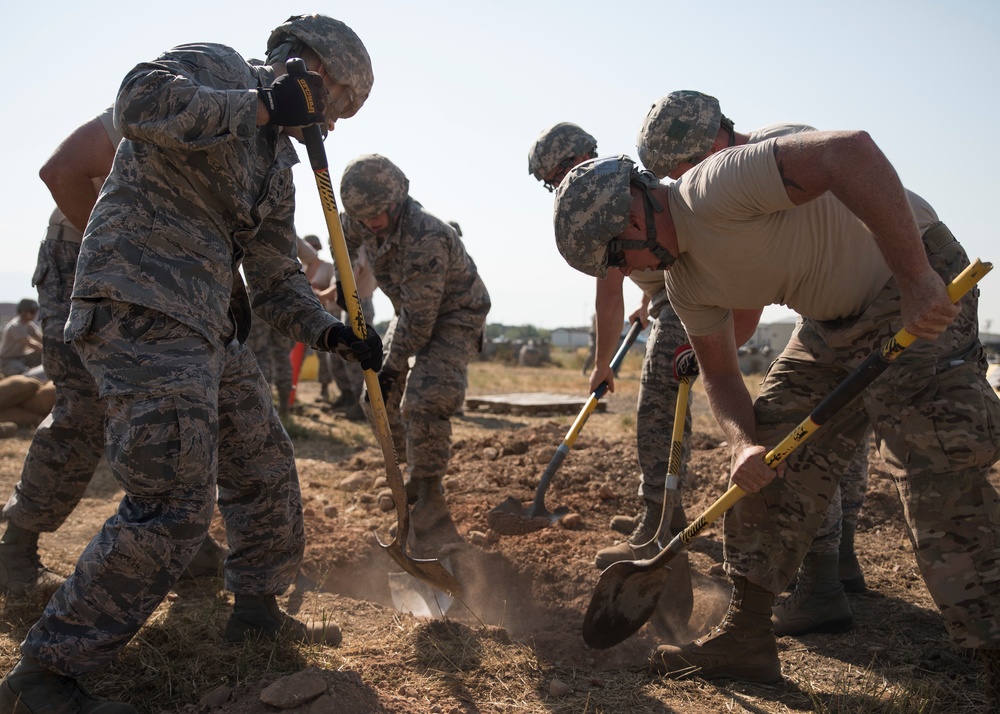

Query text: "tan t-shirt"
[665, 139, 938, 336]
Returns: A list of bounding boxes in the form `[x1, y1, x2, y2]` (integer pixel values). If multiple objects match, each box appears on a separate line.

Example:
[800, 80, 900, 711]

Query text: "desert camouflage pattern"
[23, 301, 304, 676]
[266, 14, 373, 118]
[3, 238, 104, 532]
[725, 225, 1000, 648]
[527, 122, 597, 180]
[347, 198, 489, 479]
[329, 298, 375, 399]
[340, 154, 409, 220]
[71, 43, 341, 353]
[553, 155, 636, 280]
[636, 289, 693, 505]
[245, 312, 293, 403]
[636, 90, 722, 179]
[807, 429, 871, 556]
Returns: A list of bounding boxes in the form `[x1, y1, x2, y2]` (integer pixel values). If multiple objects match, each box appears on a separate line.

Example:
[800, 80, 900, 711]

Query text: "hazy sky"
[4, 1, 999, 330]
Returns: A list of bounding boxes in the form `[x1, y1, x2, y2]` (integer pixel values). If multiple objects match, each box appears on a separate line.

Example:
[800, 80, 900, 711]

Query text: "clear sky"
[3, 0, 999, 331]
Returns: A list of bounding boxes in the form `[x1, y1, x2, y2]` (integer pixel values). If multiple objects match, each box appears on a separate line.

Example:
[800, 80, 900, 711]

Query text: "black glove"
[378, 368, 398, 398]
[335, 280, 347, 312]
[320, 323, 382, 372]
[259, 71, 326, 127]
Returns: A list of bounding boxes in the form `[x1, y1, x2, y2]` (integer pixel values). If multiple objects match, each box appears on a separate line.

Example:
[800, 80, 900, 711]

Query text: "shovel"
[488, 319, 644, 535]
[582, 259, 992, 649]
[290, 59, 461, 599]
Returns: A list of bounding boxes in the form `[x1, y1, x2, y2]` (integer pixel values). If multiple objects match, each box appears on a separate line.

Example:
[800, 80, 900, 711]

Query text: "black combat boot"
[224, 594, 342, 646]
[0, 656, 137, 713]
[0, 523, 64, 597]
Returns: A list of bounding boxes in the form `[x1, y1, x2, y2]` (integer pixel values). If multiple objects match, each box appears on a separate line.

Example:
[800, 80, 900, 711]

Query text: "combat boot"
[772, 552, 853, 636]
[180, 533, 228, 580]
[609, 511, 639, 536]
[410, 477, 454, 538]
[650, 576, 782, 683]
[329, 389, 353, 410]
[277, 388, 291, 418]
[0, 655, 137, 714]
[595, 499, 664, 570]
[224, 594, 342, 646]
[343, 401, 366, 422]
[0, 523, 64, 597]
[838, 520, 866, 592]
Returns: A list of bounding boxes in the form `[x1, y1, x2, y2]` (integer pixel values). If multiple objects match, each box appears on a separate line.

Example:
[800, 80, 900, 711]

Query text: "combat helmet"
[267, 14, 374, 118]
[636, 91, 733, 179]
[553, 155, 673, 279]
[340, 154, 410, 220]
[528, 122, 598, 190]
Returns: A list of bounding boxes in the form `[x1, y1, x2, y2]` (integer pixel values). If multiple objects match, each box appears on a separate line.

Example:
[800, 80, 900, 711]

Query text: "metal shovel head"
[389, 558, 456, 618]
[486, 496, 569, 536]
[582, 559, 671, 649]
[377, 533, 464, 598]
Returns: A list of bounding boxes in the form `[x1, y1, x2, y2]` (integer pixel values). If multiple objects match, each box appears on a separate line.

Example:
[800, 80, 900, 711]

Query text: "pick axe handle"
[528, 319, 643, 513]
[290, 60, 411, 539]
[661, 258, 992, 559]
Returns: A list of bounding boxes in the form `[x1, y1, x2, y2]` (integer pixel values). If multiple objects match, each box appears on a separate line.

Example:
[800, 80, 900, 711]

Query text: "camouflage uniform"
[636, 286, 692, 505]
[731, 224, 1000, 648]
[245, 311, 293, 408]
[346, 199, 490, 481]
[20, 43, 350, 676]
[3, 110, 122, 535]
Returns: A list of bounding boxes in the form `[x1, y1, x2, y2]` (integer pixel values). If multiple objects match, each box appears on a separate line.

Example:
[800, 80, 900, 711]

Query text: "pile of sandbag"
[0, 375, 55, 436]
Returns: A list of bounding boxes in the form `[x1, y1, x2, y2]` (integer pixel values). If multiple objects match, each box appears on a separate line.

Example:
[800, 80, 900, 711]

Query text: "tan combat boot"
[224, 594, 342, 646]
[838, 520, 866, 593]
[595, 499, 664, 570]
[0, 524, 65, 597]
[650, 576, 782, 683]
[0, 656, 137, 714]
[772, 553, 853, 636]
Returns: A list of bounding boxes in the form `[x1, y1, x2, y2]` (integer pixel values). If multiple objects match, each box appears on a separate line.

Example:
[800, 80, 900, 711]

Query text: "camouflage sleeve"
[115, 45, 259, 150]
[340, 212, 364, 262]
[244, 177, 340, 347]
[382, 233, 448, 373]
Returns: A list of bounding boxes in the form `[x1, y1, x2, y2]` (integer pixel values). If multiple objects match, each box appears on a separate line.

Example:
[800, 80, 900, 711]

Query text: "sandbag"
[0, 406, 44, 428]
[0, 375, 41, 409]
[21, 381, 56, 415]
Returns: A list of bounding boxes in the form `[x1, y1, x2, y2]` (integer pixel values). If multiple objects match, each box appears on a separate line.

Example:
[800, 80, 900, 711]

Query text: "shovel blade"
[377, 535, 464, 598]
[389, 560, 456, 618]
[487, 496, 569, 536]
[582, 560, 671, 649]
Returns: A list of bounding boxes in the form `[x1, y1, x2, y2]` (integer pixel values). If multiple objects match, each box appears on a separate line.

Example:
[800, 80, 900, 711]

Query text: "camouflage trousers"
[637, 289, 692, 507]
[329, 299, 374, 399]
[22, 300, 305, 677]
[807, 426, 871, 556]
[245, 317, 293, 402]
[725, 225, 1000, 648]
[373, 320, 482, 480]
[3, 238, 105, 532]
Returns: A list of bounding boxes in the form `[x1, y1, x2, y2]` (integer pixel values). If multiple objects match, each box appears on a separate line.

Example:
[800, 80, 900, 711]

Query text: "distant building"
[550, 327, 591, 349]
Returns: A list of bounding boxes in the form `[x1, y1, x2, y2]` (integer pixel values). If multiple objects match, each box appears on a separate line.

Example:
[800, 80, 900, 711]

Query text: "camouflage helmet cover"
[267, 14, 374, 118]
[636, 90, 722, 178]
[340, 154, 410, 220]
[553, 155, 637, 279]
[528, 122, 598, 180]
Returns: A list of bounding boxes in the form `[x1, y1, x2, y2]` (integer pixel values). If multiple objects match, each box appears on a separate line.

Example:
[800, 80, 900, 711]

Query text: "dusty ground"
[0, 366, 996, 713]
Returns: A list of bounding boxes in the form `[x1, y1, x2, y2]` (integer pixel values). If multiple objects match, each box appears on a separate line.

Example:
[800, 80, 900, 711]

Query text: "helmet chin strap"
[608, 175, 675, 270]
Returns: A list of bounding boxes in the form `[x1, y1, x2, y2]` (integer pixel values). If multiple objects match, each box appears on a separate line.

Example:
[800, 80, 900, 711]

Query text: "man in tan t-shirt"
[0, 300, 43, 376]
[552, 134, 1000, 703]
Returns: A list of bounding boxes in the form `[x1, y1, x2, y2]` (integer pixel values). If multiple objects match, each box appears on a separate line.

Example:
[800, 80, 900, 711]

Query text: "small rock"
[165, 592, 181, 603]
[303, 507, 316, 518]
[260, 669, 327, 708]
[533, 448, 556, 465]
[373, 476, 388, 489]
[549, 678, 572, 697]
[199, 685, 231, 709]
[468, 530, 490, 546]
[482, 447, 499, 461]
[589, 676, 605, 688]
[323, 505, 338, 519]
[597, 483, 616, 500]
[708, 562, 725, 576]
[339, 471, 371, 492]
[559, 513, 583, 530]
[377, 489, 395, 512]
[0, 423, 16, 439]
[358, 492, 376, 504]
[308, 694, 338, 714]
